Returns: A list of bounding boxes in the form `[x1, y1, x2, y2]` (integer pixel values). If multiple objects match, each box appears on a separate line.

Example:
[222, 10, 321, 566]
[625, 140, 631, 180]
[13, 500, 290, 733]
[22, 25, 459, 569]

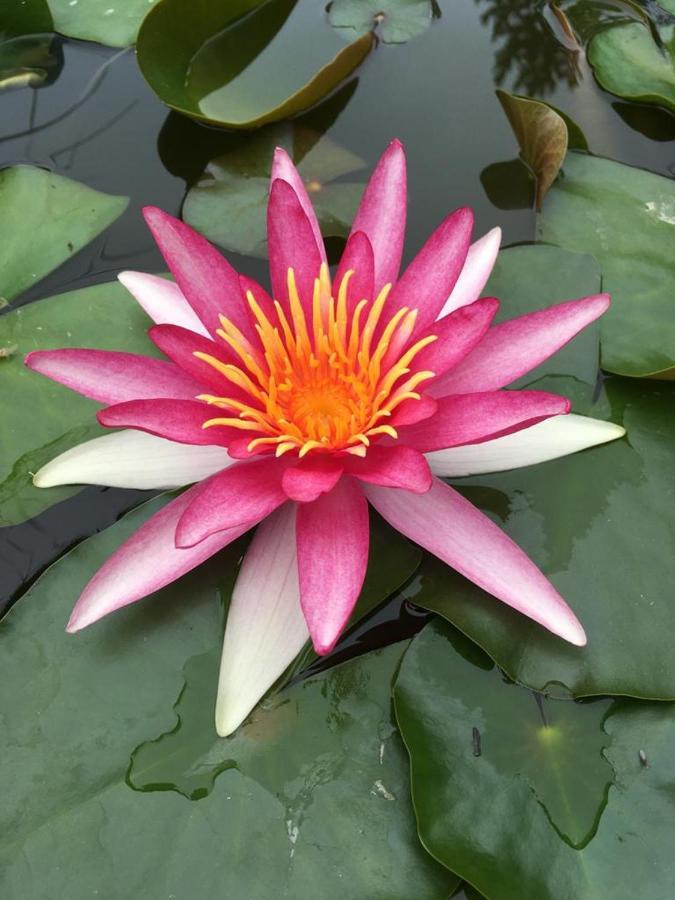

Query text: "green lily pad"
[0, 280, 156, 526]
[328, 0, 433, 44]
[408, 377, 675, 700]
[588, 13, 675, 114]
[495, 90, 588, 209]
[395, 619, 675, 900]
[183, 123, 365, 258]
[47, 0, 159, 48]
[0, 498, 454, 898]
[0, 0, 60, 91]
[539, 152, 675, 378]
[0, 166, 128, 303]
[137, 0, 374, 129]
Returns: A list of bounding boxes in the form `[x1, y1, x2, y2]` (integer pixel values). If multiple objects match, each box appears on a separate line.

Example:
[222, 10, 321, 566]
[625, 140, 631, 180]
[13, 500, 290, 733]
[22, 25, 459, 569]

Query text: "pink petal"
[281, 458, 344, 502]
[334, 230, 375, 313]
[271, 147, 326, 264]
[432, 294, 611, 395]
[238, 273, 276, 321]
[267, 178, 323, 311]
[389, 395, 438, 427]
[97, 399, 237, 446]
[438, 227, 502, 318]
[216, 503, 309, 736]
[67, 485, 252, 632]
[117, 271, 210, 337]
[175, 458, 286, 547]
[346, 445, 432, 493]
[349, 139, 407, 292]
[412, 297, 500, 380]
[397, 390, 571, 452]
[364, 478, 586, 646]
[142, 207, 253, 341]
[149, 324, 250, 400]
[386, 207, 474, 334]
[296, 477, 369, 655]
[25, 349, 202, 404]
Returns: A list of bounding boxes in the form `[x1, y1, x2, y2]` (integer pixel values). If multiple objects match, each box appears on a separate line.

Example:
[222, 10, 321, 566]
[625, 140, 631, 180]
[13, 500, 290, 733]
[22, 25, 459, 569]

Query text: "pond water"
[1, 0, 673, 651]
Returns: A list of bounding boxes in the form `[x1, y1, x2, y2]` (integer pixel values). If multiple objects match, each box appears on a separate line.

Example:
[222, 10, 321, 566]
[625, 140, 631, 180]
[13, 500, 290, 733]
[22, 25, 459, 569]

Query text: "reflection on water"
[476, 0, 579, 95]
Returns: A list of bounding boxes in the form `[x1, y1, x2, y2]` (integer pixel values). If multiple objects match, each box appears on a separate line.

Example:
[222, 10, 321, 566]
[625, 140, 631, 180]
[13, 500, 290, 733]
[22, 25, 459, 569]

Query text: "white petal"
[118, 271, 210, 337]
[426, 414, 626, 477]
[33, 430, 232, 489]
[216, 503, 309, 737]
[437, 226, 501, 319]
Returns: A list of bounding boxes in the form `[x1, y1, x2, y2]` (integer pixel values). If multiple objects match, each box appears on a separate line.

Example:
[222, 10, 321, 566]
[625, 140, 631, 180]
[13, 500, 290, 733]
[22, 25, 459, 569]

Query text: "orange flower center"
[195, 264, 437, 458]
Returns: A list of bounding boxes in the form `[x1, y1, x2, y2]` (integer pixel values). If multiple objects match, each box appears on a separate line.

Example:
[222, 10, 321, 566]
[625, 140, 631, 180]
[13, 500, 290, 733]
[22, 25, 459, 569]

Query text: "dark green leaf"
[137, 0, 374, 129]
[329, 0, 433, 44]
[0, 499, 454, 898]
[395, 619, 675, 900]
[539, 151, 675, 378]
[0, 280, 157, 526]
[183, 123, 365, 258]
[0, 166, 128, 302]
[47, 0, 159, 48]
[409, 377, 675, 700]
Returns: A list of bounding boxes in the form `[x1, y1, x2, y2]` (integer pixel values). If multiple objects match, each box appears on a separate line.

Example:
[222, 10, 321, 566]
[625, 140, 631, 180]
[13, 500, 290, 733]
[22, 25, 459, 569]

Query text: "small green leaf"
[47, 0, 160, 48]
[0, 166, 128, 302]
[183, 123, 365, 257]
[329, 0, 433, 44]
[395, 619, 675, 900]
[539, 152, 675, 378]
[0, 280, 156, 526]
[496, 90, 587, 209]
[0, 499, 455, 898]
[137, 0, 374, 129]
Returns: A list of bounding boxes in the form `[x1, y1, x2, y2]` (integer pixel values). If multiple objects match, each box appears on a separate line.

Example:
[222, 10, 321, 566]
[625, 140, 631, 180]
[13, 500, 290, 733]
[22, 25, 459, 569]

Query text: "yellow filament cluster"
[196, 264, 436, 458]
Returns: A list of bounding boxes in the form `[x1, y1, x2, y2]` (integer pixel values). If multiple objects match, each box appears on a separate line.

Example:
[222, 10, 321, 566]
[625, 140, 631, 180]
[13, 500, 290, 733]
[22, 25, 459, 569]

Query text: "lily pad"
[395, 619, 675, 900]
[137, 0, 374, 129]
[183, 123, 365, 258]
[0, 498, 454, 898]
[588, 14, 675, 113]
[0, 0, 60, 91]
[0, 280, 156, 526]
[408, 377, 675, 700]
[496, 90, 588, 209]
[0, 166, 128, 303]
[47, 0, 160, 48]
[328, 0, 433, 44]
[539, 152, 675, 378]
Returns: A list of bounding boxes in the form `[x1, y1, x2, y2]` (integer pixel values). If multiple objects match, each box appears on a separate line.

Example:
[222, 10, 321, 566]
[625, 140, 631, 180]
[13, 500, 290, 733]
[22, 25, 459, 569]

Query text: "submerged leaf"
[329, 0, 434, 44]
[183, 123, 365, 257]
[0, 166, 128, 302]
[0, 0, 60, 91]
[0, 500, 454, 897]
[539, 151, 675, 378]
[395, 619, 675, 900]
[137, 0, 374, 129]
[496, 89, 587, 209]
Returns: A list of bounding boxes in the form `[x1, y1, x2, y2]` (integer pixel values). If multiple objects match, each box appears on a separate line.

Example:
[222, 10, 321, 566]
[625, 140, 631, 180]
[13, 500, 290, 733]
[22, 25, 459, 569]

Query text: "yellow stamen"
[195, 266, 437, 457]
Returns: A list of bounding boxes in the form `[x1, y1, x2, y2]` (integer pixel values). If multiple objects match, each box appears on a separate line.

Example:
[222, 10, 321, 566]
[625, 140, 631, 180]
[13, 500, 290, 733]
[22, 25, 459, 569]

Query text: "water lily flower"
[25, 140, 624, 736]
